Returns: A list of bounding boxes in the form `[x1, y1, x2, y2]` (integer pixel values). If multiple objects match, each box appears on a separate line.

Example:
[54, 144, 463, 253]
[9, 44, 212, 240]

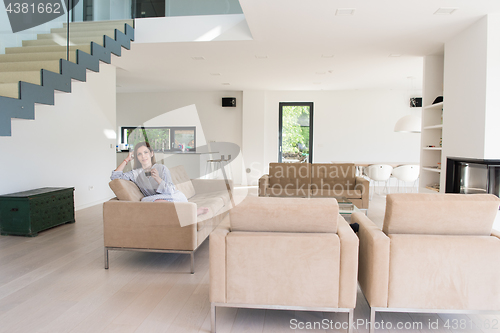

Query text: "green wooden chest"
[0, 187, 75, 237]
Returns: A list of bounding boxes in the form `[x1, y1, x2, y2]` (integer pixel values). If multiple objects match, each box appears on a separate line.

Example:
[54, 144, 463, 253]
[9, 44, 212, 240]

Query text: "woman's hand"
[151, 168, 162, 184]
[115, 151, 133, 172]
[125, 151, 134, 163]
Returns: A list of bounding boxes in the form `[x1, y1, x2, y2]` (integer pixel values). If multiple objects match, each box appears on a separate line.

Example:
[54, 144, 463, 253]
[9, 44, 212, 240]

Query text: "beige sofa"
[353, 193, 500, 333]
[259, 163, 369, 209]
[209, 196, 359, 333]
[103, 165, 232, 273]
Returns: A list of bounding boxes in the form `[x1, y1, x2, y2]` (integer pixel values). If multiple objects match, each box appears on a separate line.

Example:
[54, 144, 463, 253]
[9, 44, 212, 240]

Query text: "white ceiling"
[114, 0, 500, 93]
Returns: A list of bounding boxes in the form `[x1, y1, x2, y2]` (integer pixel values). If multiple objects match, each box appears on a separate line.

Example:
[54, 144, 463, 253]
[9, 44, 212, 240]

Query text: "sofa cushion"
[108, 179, 144, 201]
[383, 193, 500, 236]
[311, 163, 356, 190]
[189, 193, 225, 230]
[192, 190, 231, 206]
[230, 197, 338, 233]
[267, 186, 310, 197]
[269, 163, 311, 189]
[169, 165, 196, 199]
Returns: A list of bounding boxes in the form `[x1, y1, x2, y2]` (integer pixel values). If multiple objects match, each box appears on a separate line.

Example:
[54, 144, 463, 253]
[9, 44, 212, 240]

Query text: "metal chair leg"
[348, 308, 354, 333]
[104, 248, 109, 269]
[211, 303, 216, 333]
[190, 252, 194, 274]
[370, 307, 376, 333]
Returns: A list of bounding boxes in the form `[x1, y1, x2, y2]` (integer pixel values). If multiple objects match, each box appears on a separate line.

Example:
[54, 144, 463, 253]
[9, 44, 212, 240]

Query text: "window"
[121, 126, 196, 152]
[278, 102, 313, 163]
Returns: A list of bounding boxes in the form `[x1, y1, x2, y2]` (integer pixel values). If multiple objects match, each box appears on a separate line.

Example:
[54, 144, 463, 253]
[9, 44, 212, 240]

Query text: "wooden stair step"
[63, 19, 133, 29]
[0, 71, 41, 85]
[5, 44, 91, 55]
[23, 37, 104, 47]
[0, 51, 76, 63]
[0, 83, 19, 99]
[0, 60, 60, 73]
[37, 30, 116, 39]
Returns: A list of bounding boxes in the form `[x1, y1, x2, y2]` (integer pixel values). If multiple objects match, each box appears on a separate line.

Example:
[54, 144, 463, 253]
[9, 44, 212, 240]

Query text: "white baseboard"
[75, 196, 114, 211]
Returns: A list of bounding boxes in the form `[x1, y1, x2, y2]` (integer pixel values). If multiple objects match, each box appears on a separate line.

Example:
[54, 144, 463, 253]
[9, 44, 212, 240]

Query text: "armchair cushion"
[229, 197, 339, 233]
[383, 193, 500, 236]
[225, 231, 340, 307]
[108, 179, 144, 202]
[387, 234, 500, 310]
[169, 165, 196, 199]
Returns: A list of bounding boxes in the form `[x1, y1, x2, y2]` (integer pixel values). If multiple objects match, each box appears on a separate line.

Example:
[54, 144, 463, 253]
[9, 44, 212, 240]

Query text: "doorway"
[278, 102, 313, 163]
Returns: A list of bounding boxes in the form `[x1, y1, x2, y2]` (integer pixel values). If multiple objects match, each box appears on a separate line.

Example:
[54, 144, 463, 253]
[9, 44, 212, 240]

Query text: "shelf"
[423, 102, 444, 110]
[425, 185, 440, 192]
[422, 167, 442, 173]
[423, 124, 443, 130]
[419, 186, 439, 193]
[422, 147, 442, 151]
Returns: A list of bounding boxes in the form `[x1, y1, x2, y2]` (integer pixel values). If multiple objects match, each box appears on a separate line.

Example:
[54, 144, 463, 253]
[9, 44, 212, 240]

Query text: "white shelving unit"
[420, 56, 445, 193]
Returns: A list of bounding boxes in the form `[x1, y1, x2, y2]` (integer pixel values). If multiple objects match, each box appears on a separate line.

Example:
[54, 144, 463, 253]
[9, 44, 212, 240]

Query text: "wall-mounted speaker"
[222, 97, 236, 107]
[410, 97, 422, 108]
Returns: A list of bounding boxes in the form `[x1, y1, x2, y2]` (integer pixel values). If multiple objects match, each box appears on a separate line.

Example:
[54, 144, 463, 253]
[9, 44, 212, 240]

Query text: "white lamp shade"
[394, 115, 421, 133]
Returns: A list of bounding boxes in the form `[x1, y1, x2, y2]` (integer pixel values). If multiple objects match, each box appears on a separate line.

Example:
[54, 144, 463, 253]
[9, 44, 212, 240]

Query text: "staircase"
[0, 19, 134, 136]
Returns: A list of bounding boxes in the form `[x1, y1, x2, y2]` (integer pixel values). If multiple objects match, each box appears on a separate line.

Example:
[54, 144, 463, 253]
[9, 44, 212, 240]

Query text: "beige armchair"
[353, 193, 500, 333]
[209, 196, 359, 333]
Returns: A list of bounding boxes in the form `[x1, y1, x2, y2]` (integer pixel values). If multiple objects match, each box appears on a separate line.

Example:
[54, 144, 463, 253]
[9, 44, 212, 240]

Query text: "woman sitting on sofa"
[112, 141, 208, 216]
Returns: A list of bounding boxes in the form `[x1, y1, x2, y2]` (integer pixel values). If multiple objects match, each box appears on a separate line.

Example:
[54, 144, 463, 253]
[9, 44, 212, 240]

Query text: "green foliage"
[282, 106, 310, 154]
[127, 128, 170, 150]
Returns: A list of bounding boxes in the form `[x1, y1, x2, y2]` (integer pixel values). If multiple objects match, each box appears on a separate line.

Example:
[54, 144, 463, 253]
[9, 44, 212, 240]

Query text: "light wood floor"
[0, 191, 498, 333]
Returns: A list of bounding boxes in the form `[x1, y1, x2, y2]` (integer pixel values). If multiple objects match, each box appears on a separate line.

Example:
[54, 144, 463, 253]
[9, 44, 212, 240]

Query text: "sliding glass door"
[278, 102, 313, 163]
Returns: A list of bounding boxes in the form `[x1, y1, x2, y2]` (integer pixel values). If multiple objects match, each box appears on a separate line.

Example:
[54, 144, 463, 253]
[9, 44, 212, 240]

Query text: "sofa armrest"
[337, 215, 359, 309]
[191, 178, 233, 195]
[492, 229, 500, 240]
[103, 200, 198, 250]
[355, 176, 370, 209]
[259, 174, 269, 196]
[352, 212, 390, 308]
[210, 215, 231, 303]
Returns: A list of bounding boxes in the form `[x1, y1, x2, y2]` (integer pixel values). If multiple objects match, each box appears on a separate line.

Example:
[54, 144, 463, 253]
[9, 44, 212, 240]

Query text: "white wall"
[484, 14, 500, 159]
[134, 14, 252, 43]
[116, 91, 244, 184]
[444, 16, 488, 160]
[243, 89, 422, 185]
[0, 65, 117, 210]
[444, 14, 500, 161]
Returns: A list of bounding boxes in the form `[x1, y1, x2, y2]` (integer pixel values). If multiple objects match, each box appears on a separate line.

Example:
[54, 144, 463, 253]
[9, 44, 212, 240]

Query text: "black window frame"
[278, 102, 314, 163]
[121, 126, 196, 152]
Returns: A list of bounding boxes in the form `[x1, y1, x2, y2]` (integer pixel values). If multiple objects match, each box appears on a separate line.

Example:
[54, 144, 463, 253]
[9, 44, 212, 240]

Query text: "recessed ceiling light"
[222, 83, 230, 85]
[210, 73, 221, 76]
[316, 72, 326, 75]
[321, 54, 334, 58]
[389, 54, 402, 57]
[434, 7, 458, 15]
[336, 8, 355, 16]
[255, 55, 268, 59]
[191, 56, 205, 60]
